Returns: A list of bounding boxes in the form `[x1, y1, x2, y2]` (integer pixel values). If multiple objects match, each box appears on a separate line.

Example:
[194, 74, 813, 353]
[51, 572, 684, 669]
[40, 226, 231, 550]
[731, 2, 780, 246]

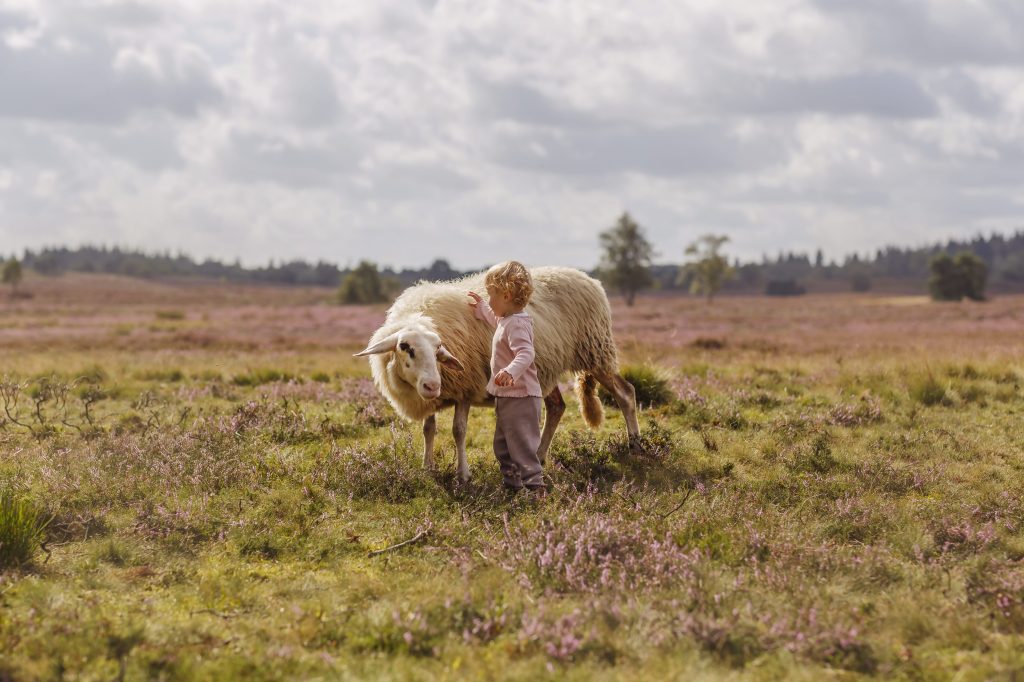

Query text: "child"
[467, 261, 544, 493]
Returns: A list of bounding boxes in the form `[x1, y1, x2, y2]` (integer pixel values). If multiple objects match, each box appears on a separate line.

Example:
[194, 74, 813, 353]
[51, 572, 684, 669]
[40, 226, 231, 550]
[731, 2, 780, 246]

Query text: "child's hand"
[494, 370, 514, 387]
[467, 291, 482, 308]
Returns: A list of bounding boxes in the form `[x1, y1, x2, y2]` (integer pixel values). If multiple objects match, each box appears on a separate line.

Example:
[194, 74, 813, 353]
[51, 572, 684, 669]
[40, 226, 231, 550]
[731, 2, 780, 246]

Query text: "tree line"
[3, 219, 1019, 303]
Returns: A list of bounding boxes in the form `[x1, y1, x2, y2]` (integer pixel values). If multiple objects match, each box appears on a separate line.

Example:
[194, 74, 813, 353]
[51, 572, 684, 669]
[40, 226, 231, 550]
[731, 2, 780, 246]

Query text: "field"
[2, 273, 1024, 680]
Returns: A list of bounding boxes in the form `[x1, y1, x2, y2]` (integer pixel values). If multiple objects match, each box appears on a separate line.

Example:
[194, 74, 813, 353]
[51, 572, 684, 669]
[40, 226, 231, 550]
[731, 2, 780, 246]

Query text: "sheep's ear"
[437, 345, 465, 372]
[355, 332, 400, 357]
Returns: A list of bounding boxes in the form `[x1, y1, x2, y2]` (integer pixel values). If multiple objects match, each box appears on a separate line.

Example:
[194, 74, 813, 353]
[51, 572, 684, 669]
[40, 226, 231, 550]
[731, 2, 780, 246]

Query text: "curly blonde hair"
[485, 260, 534, 308]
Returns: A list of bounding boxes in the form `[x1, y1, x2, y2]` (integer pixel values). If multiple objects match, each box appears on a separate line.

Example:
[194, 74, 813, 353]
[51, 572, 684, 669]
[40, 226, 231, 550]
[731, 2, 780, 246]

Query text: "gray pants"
[493, 396, 543, 489]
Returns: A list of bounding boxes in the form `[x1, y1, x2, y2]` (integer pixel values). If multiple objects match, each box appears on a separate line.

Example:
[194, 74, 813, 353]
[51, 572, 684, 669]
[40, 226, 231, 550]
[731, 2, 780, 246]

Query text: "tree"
[850, 272, 871, 292]
[598, 212, 654, 306]
[928, 252, 988, 301]
[2, 258, 23, 295]
[337, 261, 390, 304]
[680, 234, 734, 302]
[956, 252, 988, 301]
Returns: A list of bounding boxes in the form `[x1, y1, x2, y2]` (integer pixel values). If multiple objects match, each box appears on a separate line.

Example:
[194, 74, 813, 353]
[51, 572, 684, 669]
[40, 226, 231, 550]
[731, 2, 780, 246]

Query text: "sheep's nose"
[423, 381, 440, 393]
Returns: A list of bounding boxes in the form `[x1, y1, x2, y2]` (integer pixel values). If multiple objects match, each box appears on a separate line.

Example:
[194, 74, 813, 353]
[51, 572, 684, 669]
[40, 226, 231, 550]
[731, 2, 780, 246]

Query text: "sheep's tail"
[575, 372, 604, 430]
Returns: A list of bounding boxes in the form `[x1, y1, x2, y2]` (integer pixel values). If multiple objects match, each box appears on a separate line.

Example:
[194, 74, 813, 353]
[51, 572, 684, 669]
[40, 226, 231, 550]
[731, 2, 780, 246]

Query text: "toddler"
[467, 261, 544, 493]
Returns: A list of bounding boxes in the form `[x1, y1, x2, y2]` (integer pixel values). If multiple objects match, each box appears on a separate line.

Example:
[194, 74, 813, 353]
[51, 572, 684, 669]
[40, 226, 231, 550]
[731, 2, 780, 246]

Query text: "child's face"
[486, 287, 515, 317]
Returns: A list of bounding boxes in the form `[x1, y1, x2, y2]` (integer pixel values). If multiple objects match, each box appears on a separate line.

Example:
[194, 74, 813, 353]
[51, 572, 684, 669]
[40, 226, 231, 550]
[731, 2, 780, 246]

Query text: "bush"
[764, 280, 806, 297]
[928, 252, 987, 301]
[0, 485, 50, 569]
[599, 365, 673, 408]
[337, 261, 398, 305]
[850, 273, 871, 292]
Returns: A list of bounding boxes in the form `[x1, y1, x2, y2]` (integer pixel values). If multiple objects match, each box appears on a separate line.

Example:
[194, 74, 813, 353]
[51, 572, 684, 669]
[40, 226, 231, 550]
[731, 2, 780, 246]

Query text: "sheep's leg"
[453, 401, 471, 483]
[537, 386, 566, 465]
[592, 369, 642, 452]
[422, 414, 436, 469]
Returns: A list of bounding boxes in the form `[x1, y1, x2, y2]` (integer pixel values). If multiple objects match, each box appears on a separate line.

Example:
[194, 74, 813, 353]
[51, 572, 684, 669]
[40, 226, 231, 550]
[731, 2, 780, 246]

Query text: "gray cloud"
[473, 79, 599, 128]
[490, 124, 787, 178]
[717, 71, 939, 119]
[218, 129, 363, 188]
[813, 0, 1024, 66]
[0, 38, 222, 124]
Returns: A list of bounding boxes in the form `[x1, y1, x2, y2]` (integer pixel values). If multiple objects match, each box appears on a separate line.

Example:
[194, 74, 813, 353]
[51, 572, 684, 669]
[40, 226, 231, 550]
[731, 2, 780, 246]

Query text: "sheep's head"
[355, 325, 465, 400]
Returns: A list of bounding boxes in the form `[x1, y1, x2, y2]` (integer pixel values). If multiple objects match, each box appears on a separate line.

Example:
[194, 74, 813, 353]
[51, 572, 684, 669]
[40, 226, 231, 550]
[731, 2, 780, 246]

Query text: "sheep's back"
[526, 267, 618, 392]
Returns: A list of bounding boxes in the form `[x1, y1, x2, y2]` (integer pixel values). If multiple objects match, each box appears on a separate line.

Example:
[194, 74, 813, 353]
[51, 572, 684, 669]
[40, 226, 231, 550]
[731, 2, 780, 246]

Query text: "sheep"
[355, 266, 640, 482]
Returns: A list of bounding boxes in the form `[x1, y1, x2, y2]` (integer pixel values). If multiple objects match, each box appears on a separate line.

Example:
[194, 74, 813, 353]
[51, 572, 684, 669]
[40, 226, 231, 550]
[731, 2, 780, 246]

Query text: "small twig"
[659, 488, 694, 519]
[501, 512, 512, 543]
[615, 490, 646, 512]
[190, 609, 241, 619]
[368, 521, 433, 557]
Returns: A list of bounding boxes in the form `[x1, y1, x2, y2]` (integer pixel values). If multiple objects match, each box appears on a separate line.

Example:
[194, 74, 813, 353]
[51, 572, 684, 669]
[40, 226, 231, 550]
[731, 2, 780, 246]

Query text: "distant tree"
[956, 252, 988, 301]
[928, 252, 987, 301]
[424, 259, 458, 282]
[999, 251, 1024, 283]
[814, 249, 824, 269]
[850, 272, 871, 292]
[2, 258, 23, 295]
[680, 234, 734, 302]
[598, 212, 654, 306]
[337, 261, 391, 304]
[765, 279, 806, 297]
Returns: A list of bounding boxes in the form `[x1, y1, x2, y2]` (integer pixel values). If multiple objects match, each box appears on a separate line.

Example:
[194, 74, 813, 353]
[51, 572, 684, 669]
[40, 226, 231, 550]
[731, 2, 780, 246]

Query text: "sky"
[1, 0, 1022, 270]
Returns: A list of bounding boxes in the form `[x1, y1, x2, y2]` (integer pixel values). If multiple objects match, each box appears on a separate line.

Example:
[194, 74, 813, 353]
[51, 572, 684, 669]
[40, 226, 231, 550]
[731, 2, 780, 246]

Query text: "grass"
[2, 278, 1024, 679]
[0, 484, 49, 568]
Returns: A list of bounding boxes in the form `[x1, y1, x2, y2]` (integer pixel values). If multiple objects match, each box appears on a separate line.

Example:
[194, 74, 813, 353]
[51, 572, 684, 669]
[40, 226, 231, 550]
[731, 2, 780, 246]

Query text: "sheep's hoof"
[628, 434, 644, 456]
[457, 469, 471, 484]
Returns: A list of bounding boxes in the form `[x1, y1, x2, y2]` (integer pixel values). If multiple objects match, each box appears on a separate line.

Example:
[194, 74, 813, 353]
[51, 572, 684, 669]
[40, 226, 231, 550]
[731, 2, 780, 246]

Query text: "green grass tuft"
[599, 364, 674, 408]
[0, 485, 49, 569]
[908, 372, 947, 406]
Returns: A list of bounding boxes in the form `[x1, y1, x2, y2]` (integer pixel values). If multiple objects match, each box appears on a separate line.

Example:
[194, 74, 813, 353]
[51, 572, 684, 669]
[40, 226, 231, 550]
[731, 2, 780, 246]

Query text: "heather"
[1, 277, 1024, 679]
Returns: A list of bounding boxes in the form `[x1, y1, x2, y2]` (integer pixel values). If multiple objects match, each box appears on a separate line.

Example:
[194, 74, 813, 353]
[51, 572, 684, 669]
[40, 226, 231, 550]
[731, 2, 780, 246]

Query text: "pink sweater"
[474, 300, 543, 398]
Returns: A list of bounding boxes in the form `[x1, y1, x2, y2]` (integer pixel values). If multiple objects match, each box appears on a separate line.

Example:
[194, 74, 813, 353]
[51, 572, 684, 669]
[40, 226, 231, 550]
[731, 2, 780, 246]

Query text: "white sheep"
[355, 266, 640, 482]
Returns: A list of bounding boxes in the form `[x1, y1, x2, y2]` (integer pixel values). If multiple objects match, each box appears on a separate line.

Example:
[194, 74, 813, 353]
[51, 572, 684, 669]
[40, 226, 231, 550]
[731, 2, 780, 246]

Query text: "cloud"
[713, 70, 939, 119]
[217, 129, 363, 188]
[812, 0, 1024, 67]
[0, 0, 1022, 270]
[489, 123, 787, 178]
[0, 37, 222, 124]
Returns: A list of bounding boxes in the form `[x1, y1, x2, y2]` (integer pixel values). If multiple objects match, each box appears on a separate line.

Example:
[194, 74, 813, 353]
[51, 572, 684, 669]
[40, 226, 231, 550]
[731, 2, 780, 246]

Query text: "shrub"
[765, 280, 806, 297]
[599, 365, 673, 408]
[928, 252, 987, 301]
[690, 337, 726, 350]
[337, 261, 397, 305]
[0, 484, 50, 568]
[850, 273, 871, 292]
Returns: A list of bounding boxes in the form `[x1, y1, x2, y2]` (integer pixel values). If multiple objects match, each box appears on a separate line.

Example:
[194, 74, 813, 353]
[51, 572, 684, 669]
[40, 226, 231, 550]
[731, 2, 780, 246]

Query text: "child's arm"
[467, 291, 497, 327]
[500, 320, 535, 384]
